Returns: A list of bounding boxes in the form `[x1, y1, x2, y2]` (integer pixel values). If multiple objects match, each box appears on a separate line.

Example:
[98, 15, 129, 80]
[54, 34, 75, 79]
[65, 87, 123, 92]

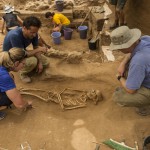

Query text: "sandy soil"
[0, 1, 150, 150]
[0, 28, 150, 150]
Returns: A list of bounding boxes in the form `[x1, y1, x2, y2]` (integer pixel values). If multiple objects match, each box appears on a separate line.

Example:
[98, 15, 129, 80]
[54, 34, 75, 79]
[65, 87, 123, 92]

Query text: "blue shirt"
[3, 27, 38, 51]
[126, 36, 150, 90]
[0, 67, 16, 92]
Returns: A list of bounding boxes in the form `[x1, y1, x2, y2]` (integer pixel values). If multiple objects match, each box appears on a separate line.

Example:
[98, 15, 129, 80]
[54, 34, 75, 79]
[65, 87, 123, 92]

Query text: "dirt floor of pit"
[1, 1, 150, 148]
[0, 28, 150, 150]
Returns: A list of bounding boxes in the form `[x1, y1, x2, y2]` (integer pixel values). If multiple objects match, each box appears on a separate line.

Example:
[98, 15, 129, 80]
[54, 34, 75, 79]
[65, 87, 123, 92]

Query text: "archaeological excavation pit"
[0, 0, 150, 150]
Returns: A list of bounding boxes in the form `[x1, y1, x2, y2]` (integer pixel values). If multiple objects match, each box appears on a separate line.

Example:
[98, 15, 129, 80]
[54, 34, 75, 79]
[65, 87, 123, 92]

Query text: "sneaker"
[135, 106, 150, 116]
[0, 112, 6, 120]
[20, 73, 31, 83]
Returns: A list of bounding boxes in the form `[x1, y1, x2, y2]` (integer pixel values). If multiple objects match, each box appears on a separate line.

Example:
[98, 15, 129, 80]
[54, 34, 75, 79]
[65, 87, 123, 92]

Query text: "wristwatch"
[117, 75, 122, 81]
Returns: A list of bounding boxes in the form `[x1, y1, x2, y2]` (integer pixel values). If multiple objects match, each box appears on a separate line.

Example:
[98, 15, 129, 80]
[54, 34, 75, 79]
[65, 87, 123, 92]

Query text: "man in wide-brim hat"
[110, 26, 150, 116]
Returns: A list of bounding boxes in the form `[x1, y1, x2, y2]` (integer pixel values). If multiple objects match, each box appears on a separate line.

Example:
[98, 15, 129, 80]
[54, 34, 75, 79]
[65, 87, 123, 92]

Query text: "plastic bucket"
[51, 32, 61, 44]
[64, 28, 73, 40]
[56, 1, 64, 12]
[88, 38, 98, 50]
[78, 26, 88, 39]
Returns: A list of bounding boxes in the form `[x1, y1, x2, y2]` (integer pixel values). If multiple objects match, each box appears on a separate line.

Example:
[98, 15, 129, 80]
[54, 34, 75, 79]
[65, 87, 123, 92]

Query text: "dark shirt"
[3, 27, 38, 51]
[0, 67, 16, 92]
[3, 13, 20, 29]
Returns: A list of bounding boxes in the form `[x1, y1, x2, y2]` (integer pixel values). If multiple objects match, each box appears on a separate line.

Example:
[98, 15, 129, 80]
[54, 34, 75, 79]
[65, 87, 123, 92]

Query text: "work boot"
[135, 106, 150, 116]
[20, 73, 31, 83]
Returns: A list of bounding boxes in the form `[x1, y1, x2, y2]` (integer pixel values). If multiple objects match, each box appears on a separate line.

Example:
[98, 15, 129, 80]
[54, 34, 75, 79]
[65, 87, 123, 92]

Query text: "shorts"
[0, 92, 12, 107]
[109, 0, 127, 10]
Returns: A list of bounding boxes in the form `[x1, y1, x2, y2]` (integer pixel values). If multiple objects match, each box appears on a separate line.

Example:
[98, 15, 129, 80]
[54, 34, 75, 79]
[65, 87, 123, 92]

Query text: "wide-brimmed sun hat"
[4, 5, 14, 13]
[110, 26, 141, 51]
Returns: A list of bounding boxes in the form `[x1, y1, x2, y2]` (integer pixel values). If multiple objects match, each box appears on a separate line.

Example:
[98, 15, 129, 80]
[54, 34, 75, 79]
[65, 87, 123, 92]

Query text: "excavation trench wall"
[125, 0, 150, 35]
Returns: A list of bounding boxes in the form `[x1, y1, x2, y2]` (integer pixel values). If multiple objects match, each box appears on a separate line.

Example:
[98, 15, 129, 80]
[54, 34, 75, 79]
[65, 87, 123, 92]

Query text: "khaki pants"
[20, 54, 49, 75]
[113, 87, 150, 107]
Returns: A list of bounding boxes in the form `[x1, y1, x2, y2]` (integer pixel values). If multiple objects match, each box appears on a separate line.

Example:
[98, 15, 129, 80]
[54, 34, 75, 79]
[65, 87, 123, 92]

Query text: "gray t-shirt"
[3, 27, 38, 51]
[126, 36, 150, 90]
